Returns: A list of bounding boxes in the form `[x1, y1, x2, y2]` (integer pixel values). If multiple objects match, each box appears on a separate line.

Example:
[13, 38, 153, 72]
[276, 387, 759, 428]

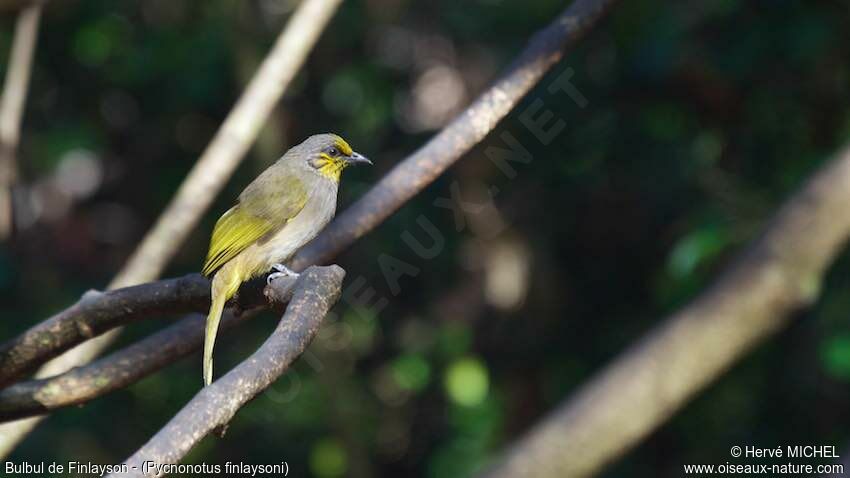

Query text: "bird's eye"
[326, 146, 339, 156]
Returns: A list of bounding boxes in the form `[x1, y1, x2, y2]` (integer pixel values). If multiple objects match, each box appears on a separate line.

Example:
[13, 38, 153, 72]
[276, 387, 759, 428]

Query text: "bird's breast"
[262, 181, 338, 267]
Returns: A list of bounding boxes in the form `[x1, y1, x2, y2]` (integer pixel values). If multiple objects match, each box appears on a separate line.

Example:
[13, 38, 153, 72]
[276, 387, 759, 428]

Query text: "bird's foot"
[267, 263, 299, 284]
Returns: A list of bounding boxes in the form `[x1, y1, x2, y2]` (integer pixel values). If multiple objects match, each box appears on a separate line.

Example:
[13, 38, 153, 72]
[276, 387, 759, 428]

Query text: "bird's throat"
[317, 159, 344, 182]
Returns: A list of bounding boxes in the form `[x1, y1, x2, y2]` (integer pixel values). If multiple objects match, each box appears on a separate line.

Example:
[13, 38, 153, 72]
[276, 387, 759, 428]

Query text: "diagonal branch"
[481, 142, 850, 478]
[0, 3, 40, 239]
[107, 266, 344, 476]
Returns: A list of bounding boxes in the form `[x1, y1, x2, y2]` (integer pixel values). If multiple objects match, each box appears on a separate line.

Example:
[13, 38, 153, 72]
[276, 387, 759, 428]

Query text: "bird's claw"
[267, 263, 299, 284]
[266, 272, 286, 284]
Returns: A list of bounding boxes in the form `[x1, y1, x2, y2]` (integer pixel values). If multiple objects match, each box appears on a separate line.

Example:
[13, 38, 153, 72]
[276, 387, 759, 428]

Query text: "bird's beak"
[345, 151, 372, 166]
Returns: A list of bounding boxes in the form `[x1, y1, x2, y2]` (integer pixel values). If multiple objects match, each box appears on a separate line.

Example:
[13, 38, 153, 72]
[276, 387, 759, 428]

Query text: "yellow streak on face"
[316, 153, 345, 182]
[314, 135, 355, 182]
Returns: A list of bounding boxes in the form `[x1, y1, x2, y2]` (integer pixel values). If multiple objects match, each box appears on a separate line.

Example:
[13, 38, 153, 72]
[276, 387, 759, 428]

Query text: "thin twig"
[0, 3, 40, 239]
[481, 143, 850, 478]
[0, 0, 343, 456]
[107, 266, 344, 476]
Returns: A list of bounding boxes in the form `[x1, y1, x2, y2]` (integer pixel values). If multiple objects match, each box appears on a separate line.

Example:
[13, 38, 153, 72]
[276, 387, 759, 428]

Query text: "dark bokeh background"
[3, 0, 850, 476]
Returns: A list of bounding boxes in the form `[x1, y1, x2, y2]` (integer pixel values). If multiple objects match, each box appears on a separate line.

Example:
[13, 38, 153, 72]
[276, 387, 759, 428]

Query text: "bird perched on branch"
[201, 133, 371, 385]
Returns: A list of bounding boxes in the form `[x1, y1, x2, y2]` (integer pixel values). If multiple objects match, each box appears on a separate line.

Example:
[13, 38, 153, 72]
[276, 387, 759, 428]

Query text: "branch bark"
[481, 143, 850, 478]
[106, 266, 344, 476]
[0, 3, 40, 239]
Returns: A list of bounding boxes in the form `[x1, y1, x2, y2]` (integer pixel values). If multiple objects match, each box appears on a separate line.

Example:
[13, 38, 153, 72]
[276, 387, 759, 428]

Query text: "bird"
[201, 133, 371, 385]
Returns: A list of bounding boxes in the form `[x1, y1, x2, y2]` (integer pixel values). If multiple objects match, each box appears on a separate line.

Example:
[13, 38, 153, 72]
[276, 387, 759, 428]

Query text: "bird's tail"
[204, 273, 239, 386]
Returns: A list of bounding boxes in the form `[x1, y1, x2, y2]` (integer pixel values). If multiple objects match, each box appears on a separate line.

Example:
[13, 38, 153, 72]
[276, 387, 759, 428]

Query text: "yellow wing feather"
[201, 207, 270, 275]
[202, 172, 307, 276]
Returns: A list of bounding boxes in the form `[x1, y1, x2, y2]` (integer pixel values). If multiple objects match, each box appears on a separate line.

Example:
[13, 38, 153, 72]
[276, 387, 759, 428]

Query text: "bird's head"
[292, 133, 371, 182]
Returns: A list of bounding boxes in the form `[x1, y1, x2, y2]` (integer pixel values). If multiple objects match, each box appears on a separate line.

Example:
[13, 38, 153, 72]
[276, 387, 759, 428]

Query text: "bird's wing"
[202, 173, 307, 276]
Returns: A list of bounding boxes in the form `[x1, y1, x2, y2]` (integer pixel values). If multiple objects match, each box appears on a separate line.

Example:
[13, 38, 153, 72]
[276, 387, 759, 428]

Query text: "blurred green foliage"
[3, 0, 850, 476]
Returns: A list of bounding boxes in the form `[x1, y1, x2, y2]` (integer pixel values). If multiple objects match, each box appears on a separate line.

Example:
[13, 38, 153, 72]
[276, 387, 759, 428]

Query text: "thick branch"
[0, 274, 299, 422]
[482, 143, 850, 478]
[106, 266, 344, 476]
[292, 0, 619, 269]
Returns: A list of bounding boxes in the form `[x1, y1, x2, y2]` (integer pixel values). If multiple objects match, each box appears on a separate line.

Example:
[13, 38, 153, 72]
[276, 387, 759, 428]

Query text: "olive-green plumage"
[202, 133, 370, 385]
